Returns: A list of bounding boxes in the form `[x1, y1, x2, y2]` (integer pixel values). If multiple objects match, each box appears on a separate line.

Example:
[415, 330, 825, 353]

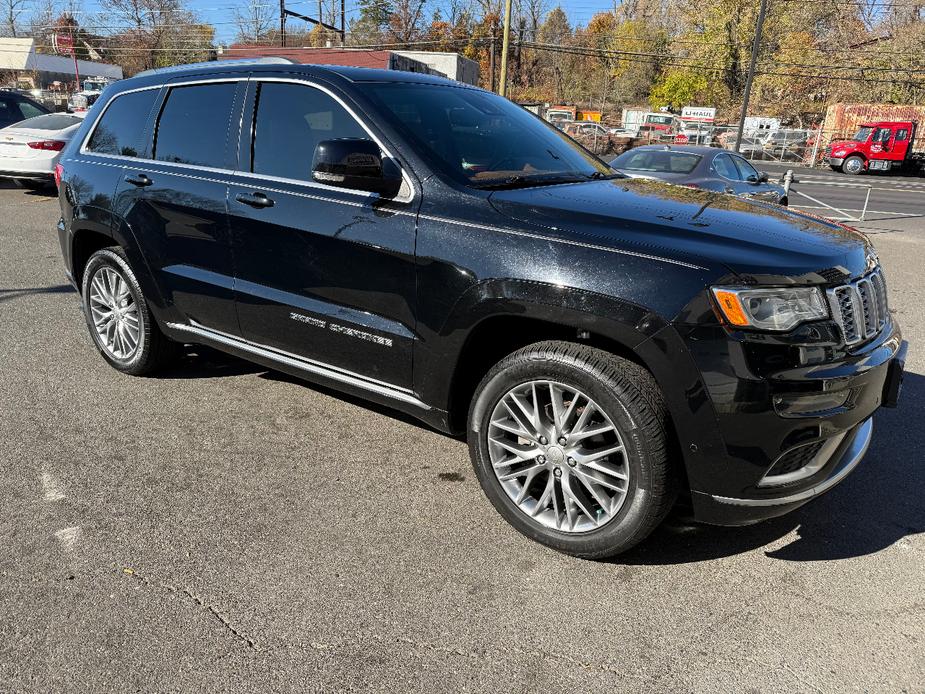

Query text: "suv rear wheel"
[81, 247, 178, 375]
[467, 341, 675, 558]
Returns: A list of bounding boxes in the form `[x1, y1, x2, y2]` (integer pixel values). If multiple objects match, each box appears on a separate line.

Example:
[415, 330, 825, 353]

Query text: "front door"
[111, 79, 245, 335]
[227, 78, 418, 389]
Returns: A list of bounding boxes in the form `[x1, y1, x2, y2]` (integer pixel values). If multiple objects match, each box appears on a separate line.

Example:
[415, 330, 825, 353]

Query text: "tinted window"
[0, 99, 20, 127]
[155, 83, 236, 167]
[11, 113, 82, 130]
[17, 100, 45, 120]
[873, 128, 892, 142]
[732, 155, 759, 180]
[896, 129, 908, 141]
[713, 153, 740, 179]
[252, 82, 366, 181]
[368, 84, 609, 186]
[87, 89, 158, 157]
[611, 149, 701, 174]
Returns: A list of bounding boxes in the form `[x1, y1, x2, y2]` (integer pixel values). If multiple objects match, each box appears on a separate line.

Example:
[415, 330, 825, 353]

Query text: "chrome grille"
[827, 267, 888, 346]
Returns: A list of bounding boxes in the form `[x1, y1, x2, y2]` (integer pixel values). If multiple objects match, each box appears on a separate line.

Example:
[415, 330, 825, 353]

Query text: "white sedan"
[0, 112, 85, 189]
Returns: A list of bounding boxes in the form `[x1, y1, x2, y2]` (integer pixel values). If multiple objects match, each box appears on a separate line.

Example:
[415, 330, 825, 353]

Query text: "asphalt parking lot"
[1, 183, 923, 692]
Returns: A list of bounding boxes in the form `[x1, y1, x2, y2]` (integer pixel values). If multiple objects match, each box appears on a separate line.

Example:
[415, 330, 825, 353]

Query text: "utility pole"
[734, 0, 768, 153]
[340, 0, 345, 44]
[280, 0, 286, 47]
[497, 0, 513, 97]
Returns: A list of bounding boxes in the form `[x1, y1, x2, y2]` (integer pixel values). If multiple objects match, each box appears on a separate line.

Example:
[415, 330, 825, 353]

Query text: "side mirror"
[758, 171, 769, 183]
[312, 138, 402, 198]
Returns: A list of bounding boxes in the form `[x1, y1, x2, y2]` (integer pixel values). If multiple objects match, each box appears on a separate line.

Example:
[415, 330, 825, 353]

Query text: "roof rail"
[134, 57, 296, 79]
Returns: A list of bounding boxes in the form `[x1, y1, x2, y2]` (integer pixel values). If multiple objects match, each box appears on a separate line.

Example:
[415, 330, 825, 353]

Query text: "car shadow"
[155, 345, 265, 379]
[618, 371, 925, 565]
[0, 284, 75, 303]
[147, 343, 922, 562]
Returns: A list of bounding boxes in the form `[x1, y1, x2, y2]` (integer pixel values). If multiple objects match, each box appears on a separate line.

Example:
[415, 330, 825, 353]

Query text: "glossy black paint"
[56, 62, 906, 527]
[610, 144, 789, 205]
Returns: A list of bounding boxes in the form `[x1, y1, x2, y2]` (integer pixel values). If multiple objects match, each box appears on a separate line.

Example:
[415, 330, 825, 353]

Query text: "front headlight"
[711, 286, 828, 331]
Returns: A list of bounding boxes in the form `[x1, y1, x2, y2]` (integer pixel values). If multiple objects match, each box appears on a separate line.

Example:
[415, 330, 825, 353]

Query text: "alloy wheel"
[487, 380, 631, 533]
[88, 266, 142, 361]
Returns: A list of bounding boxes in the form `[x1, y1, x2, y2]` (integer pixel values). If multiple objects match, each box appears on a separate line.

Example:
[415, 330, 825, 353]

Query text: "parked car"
[0, 112, 85, 188]
[0, 91, 50, 130]
[55, 60, 906, 558]
[610, 145, 789, 205]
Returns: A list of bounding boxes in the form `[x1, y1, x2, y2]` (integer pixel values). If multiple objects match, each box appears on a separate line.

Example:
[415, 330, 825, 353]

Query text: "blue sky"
[78, 0, 619, 45]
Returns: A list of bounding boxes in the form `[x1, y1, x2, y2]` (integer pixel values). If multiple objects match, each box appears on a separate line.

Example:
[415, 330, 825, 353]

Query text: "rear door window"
[251, 82, 367, 182]
[896, 129, 909, 141]
[16, 100, 46, 120]
[154, 82, 237, 168]
[86, 89, 159, 157]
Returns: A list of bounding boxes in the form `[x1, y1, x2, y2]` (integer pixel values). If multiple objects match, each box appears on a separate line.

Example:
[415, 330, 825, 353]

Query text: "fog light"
[773, 390, 850, 417]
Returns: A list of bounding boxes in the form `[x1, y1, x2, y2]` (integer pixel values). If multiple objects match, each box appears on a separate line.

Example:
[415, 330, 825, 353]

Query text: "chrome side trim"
[79, 75, 416, 204]
[166, 321, 430, 410]
[712, 418, 872, 507]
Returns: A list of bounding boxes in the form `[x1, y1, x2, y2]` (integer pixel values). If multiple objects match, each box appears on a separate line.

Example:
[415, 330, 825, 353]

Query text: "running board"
[166, 321, 430, 410]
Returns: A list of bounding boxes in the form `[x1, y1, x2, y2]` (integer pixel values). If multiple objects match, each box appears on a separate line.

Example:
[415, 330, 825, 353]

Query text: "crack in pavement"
[119, 567, 256, 650]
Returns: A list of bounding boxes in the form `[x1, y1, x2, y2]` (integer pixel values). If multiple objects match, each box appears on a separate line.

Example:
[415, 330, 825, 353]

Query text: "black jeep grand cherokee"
[56, 59, 906, 558]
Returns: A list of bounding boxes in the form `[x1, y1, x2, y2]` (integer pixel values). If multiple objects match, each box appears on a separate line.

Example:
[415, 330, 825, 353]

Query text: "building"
[0, 38, 122, 90]
[221, 45, 479, 86]
[392, 51, 479, 86]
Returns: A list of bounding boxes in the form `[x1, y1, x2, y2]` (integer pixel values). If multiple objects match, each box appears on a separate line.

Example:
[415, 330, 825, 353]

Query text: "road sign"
[681, 107, 716, 123]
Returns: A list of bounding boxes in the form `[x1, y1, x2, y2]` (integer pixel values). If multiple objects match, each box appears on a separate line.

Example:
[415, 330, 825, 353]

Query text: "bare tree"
[233, 0, 274, 43]
[1, 0, 29, 36]
[386, 0, 426, 44]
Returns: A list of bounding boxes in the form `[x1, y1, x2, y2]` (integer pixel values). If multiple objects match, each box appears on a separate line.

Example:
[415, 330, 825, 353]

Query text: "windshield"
[611, 149, 701, 174]
[646, 115, 673, 125]
[854, 126, 873, 142]
[10, 113, 82, 130]
[367, 84, 610, 187]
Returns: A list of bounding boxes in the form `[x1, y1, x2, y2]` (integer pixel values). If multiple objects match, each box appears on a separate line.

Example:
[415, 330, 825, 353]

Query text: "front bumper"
[827, 156, 844, 167]
[678, 315, 906, 526]
[692, 417, 872, 524]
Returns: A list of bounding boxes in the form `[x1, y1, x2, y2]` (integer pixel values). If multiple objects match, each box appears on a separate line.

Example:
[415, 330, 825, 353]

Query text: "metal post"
[809, 122, 823, 167]
[498, 0, 513, 97]
[782, 169, 794, 197]
[861, 186, 871, 222]
[340, 0, 345, 44]
[734, 0, 768, 153]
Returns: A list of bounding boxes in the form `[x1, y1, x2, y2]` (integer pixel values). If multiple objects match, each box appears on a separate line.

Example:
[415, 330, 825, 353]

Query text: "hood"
[489, 178, 872, 282]
[828, 139, 860, 150]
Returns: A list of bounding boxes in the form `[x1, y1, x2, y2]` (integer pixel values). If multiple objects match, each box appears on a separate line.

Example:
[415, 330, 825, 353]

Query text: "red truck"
[826, 120, 925, 175]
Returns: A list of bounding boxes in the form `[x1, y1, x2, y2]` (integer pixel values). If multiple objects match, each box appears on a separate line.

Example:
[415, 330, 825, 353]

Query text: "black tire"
[81, 247, 179, 375]
[843, 155, 865, 175]
[467, 341, 676, 559]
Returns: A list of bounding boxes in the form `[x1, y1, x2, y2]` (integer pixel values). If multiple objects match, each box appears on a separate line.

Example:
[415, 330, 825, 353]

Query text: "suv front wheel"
[81, 247, 178, 375]
[468, 341, 675, 558]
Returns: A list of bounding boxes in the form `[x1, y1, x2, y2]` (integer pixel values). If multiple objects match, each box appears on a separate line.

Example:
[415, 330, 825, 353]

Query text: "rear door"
[110, 77, 245, 334]
[227, 76, 419, 388]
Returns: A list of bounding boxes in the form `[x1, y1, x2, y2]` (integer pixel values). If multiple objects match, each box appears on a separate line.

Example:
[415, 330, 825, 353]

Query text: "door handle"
[235, 191, 274, 208]
[125, 173, 152, 187]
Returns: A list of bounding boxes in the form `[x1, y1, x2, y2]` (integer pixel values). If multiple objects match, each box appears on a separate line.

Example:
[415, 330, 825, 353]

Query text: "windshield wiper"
[588, 171, 625, 180]
[472, 173, 591, 190]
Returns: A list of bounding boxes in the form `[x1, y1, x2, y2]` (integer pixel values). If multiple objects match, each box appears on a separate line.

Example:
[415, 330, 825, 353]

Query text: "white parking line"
[40, 472, 66, 502]
[54, 526, 81, 553]
[791, 204, 922, 218]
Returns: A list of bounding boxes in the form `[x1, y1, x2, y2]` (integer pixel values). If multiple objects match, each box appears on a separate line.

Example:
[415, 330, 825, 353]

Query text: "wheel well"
[72, 229, 117, 287]
[446, 315, 646, 433]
